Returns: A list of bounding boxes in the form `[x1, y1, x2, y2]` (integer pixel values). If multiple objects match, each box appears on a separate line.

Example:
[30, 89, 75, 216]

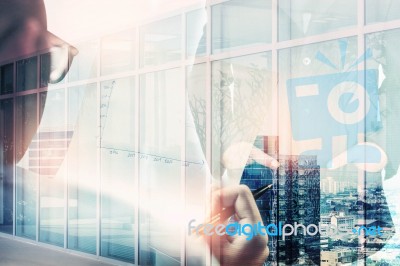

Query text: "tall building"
[276, 155, 321, 265]
[241, 136, 321, 265]
[240, 136, 277, 263]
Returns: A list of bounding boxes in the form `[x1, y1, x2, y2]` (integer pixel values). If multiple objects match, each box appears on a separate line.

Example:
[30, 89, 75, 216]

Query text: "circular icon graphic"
[327, 81, 370, 125]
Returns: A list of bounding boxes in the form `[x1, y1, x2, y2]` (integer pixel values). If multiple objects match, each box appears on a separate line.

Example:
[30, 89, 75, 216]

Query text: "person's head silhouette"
[0, 0, 49, 61]
[0, 0, 77, 162]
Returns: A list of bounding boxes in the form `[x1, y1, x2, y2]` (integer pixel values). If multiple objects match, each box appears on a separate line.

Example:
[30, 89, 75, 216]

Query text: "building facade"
[0, 0, 400, 265]
[241, 136, 320, 265]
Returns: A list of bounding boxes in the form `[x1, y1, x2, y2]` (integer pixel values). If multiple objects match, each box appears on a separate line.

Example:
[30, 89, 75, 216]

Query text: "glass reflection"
[279, 0, 357, 41]
[17, 57, 38, 92]
[1, 63, 14, 95]
[101, 29, 136, 76]
[186, 63, 207, 266]
[366, 29, 400, 252]
[38, 90, 66, 247]
[0, 99, 14, 234]
[187, 9, 206, 58]
[366, 0, 400, 24]
[68, 41, 98, 82]
[139, 68, 183, 266]
[67, 83, 97, 254]
[140, 16, 182, 67]
[212, 52, 272, 185]
[16, 94, 38, 240]
[100, 77, 136, 262]
[212, 0, 272, 53]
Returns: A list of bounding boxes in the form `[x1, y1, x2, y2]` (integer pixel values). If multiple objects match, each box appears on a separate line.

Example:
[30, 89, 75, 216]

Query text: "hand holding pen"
[203, 142, 276, 265]
[194, 184, 273, 234]
[205, 184, 271, 266]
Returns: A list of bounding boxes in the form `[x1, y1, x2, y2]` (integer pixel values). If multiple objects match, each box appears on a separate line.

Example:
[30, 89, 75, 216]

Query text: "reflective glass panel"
[101, 29, 136, 76]
[211, 52, 273, 184]
[16, 57, 38, 92]
[139, 68, 183, 266]
[212, 0, 272, 53]
[68, 41, 98, 82]
[0, 99, 14, 234]
[366, 29, 400, 251]
[279, 0, 357, 41]
[140, 16, 182, 67]
[1, 63, 14, 95]
[40, 53, 51, 88]
[67, 83, 97, 254]
[100, 77, 136, 262]
[16, 94, 38, 240]
[185, 63, 207, 266]
[187, 9, 206, 58]
[366, 0, 400, 24]
[38, 89, 66, 247]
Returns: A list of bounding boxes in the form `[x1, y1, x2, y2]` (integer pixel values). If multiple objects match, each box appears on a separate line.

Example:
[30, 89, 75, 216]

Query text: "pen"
[194, 184, 273, 235]
[252, 183, 274, 200]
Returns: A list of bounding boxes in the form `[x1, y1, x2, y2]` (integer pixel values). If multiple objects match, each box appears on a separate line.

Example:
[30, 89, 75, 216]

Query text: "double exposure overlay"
[1, 0, 400, 265]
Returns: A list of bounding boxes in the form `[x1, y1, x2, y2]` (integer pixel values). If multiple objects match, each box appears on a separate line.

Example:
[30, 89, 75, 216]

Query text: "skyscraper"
[241, 136, 320, 265]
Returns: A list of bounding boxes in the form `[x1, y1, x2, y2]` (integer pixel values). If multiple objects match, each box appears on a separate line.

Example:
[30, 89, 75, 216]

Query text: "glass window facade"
[38, 89, 66, 247]
[101, 30, 136, 76]
[212, 0, 272, 53]
[100, 77, 136, 262]
[1, 63, 14, 95]
[278, 0, 357, 41]
[1, 0, 400, 265]
[140, 16, 182, 67]
[0, 99, 13, 235]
